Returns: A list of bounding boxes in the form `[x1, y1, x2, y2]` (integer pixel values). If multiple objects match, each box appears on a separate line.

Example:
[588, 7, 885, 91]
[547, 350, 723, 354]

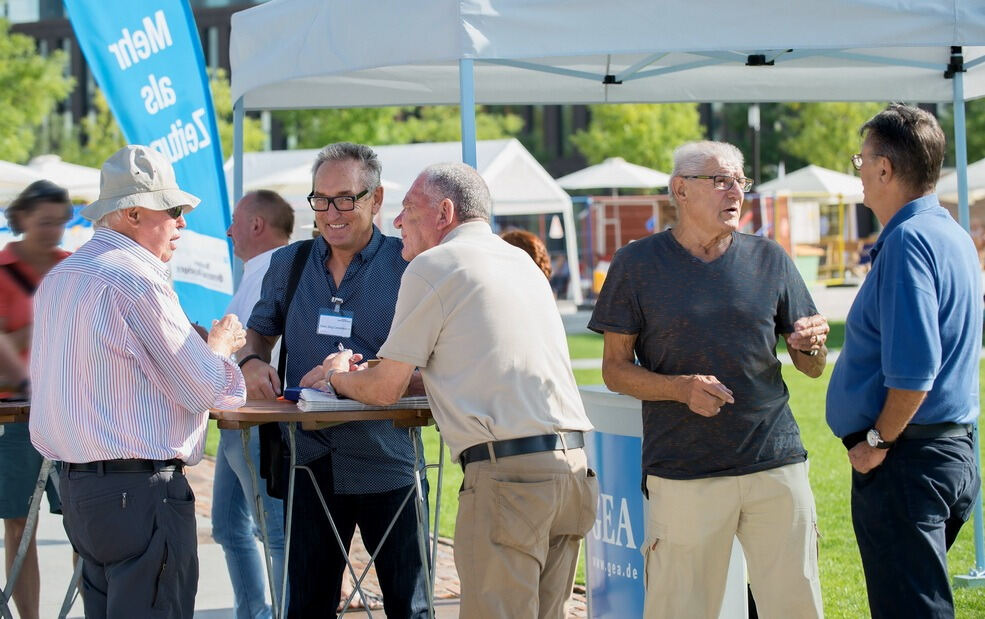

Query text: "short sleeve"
[879, 231, 940, 391]
[377, 269, 444, 368]
[775, 246, 818, 335]
[587, 248, 642, 335]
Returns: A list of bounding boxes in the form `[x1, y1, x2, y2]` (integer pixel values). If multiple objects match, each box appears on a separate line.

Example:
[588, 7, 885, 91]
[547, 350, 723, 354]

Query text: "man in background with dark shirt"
[590, 140, 827, 618]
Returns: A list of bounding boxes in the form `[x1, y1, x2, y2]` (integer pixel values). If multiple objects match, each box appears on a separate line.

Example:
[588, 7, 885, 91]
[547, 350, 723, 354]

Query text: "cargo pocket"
[489, 478, 556, 556]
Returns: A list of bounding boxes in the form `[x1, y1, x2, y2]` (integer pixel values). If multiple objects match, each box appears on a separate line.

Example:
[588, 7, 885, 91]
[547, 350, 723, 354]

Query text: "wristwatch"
[866, 428, 895, 449]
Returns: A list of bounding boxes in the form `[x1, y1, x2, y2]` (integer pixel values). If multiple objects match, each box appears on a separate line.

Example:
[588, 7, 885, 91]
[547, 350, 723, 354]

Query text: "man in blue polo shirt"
[237, 143, 427, 617]
[827, 104, 982, 619]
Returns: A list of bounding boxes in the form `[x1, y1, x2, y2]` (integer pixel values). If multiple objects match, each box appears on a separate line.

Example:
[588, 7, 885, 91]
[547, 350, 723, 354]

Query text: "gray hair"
[669, 141, 745, 206]
[311, 142, 382, 192]
[419, 163, 491, 223]
[94, 209, 125, 229]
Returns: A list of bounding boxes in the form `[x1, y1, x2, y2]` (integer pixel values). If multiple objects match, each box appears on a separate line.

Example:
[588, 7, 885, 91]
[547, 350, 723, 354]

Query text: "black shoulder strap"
[277, 239, 315, 386]
[1, 264, 36, 296]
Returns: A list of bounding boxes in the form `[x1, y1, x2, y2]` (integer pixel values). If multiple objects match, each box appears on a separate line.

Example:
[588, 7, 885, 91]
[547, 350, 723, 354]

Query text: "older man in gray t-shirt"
[590, 140, 828, 618]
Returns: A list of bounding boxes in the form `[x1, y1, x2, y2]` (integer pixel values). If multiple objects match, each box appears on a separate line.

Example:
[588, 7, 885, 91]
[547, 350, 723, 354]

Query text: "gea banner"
[65, 1, 233, 324]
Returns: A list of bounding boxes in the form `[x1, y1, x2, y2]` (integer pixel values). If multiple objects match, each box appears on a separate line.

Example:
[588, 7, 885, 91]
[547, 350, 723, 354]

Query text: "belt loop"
[96, 461, 105, 477]
[486, 442, 497, 463]
[558, 432, 568, 452]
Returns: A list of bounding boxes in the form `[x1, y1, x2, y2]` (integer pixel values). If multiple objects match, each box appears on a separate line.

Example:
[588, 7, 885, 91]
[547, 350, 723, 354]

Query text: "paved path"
[2, 455, 586, 618]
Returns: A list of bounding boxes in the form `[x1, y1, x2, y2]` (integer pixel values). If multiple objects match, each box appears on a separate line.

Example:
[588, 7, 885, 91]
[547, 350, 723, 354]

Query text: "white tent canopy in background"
[938, 158, 985, 204]
[227, 139, 581, 299]
[756, 164, 864, 203]
[27, 155, 101, 203]
[0, 160, 42, 202]
[556, 157, 669, 191]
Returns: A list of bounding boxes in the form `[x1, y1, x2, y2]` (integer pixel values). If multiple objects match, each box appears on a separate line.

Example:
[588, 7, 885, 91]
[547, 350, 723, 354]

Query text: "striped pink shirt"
[29, 228, 246, 465]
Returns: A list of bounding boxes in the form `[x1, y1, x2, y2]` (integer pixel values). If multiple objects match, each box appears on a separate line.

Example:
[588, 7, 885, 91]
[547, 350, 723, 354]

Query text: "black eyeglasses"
[307, 188, 371, 212]
[165, 206, 184, 219]
[679, 175, 753, 192]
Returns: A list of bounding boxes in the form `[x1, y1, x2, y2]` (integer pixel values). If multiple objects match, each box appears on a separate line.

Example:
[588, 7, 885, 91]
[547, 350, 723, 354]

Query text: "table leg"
[280, 423, 297, 619]
[58, 557, 83, 619]
[1, 458, 53, 619]
[430, 435, 444, 593]
[410, 428, 436, 619]
[241, 427, 279, 618]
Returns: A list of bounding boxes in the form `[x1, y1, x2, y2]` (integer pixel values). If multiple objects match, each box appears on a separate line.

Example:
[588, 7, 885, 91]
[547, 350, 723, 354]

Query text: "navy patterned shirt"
[248, 226, 422, 494]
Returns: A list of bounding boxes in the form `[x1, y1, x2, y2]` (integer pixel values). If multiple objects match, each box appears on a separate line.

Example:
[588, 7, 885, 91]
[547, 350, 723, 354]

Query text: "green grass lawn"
[203, 334, 985, 615]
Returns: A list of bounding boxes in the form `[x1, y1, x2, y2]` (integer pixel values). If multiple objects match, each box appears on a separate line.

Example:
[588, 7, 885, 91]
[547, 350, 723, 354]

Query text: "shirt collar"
[242, 246, 280, 277]
[94, 227, 171, 280]
[314, 225, 385, 265]
[440, 220, 492, 245]
[870, 194, 941, 261]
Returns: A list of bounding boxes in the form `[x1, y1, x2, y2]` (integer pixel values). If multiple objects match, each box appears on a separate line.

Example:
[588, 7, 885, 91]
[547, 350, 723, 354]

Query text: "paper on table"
[297, 388, 430, 412]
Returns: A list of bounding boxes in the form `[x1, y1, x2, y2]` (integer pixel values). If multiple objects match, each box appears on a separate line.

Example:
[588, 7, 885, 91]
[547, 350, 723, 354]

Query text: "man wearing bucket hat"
[29, 144, 248, 618]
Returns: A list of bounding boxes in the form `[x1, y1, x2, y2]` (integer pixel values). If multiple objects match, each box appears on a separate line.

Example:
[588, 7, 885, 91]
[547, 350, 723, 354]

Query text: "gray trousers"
[60, 465, 198, 619]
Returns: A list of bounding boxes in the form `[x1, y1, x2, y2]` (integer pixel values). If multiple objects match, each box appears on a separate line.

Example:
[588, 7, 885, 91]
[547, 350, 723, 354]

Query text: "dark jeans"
[851, 434, 979, 619]
[286, 453, 430, 618]
[60, 466, 198, 619]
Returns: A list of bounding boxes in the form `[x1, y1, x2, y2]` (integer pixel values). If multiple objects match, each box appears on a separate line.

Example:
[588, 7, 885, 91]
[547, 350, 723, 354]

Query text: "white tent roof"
[226, 138, 572, 222]
[27, 155, 101, 202]
[937, 158, 985, 204]
[757, 164, 864, 202]
[231, 1, 985, 110]
[556, 157, 669, 190]
[0, 161, 42, 202]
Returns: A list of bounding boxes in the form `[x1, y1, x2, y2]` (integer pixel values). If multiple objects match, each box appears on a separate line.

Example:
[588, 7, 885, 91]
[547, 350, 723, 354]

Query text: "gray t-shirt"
[588, 230, 815, 480]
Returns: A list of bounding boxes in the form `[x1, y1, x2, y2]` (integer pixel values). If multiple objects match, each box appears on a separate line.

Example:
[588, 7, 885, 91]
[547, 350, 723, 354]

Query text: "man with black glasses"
[237, 143, 428, 617]
[827, 104, 982, 618]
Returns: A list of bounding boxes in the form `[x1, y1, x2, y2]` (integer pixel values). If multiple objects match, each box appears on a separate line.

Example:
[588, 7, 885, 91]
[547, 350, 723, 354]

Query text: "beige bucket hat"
[81, 145, 200, 222]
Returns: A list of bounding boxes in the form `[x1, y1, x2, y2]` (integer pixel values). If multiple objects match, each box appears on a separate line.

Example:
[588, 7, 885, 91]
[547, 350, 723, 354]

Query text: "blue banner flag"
[64, 1, 232, 324]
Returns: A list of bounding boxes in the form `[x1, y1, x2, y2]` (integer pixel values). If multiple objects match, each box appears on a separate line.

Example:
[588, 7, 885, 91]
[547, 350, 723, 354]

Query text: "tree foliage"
[0, 19, 74, 162]
[273, 105, 524, 149]
[570, 104, 704, 172]
[54, 68, 264, 168]
[777, 102, 885, 174]
[938, 99, 985, 166]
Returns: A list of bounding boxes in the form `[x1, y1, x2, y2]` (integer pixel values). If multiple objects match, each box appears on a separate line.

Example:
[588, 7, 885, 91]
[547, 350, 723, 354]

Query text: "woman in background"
[0, 180, 72, 619]
[501, 229, 552, 279]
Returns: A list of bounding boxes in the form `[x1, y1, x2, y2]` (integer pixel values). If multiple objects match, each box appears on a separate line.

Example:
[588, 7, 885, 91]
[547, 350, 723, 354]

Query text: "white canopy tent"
[938, 157, 985, 204]
[556, 157, 670, 191]
[27, 155, 101, 203]
[0, 160, 42, 203]
[224, 140, 581, 298]
[230, 0, 985, 297]
[757, 165, 864, 203]
[229, 0, 985, 578]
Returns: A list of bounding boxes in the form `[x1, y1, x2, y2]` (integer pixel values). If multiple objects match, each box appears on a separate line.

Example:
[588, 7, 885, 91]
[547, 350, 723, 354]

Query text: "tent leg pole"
[950, 51, 985, 589]
[459, 59, 478, 170]
[232, 97, 246, 289]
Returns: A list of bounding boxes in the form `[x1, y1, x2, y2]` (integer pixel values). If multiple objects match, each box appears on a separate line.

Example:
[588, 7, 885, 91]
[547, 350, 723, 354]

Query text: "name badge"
[317, 308, 354, 337]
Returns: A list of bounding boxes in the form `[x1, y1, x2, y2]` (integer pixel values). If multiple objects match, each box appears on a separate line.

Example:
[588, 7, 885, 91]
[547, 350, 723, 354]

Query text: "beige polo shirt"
[378, 221, 593, 460]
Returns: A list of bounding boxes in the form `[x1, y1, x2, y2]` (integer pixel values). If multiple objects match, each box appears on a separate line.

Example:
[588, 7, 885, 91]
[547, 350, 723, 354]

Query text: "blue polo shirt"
[248, 226, 422, 494]
[826, 195, 982, 437]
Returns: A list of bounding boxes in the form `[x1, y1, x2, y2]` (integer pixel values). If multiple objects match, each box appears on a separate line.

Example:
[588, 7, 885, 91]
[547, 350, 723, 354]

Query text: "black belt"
[899, 422, 973, 440]
[843, 422, 973, 449]
[65, 459, 185, 474]
[459, 432, 585, 468]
